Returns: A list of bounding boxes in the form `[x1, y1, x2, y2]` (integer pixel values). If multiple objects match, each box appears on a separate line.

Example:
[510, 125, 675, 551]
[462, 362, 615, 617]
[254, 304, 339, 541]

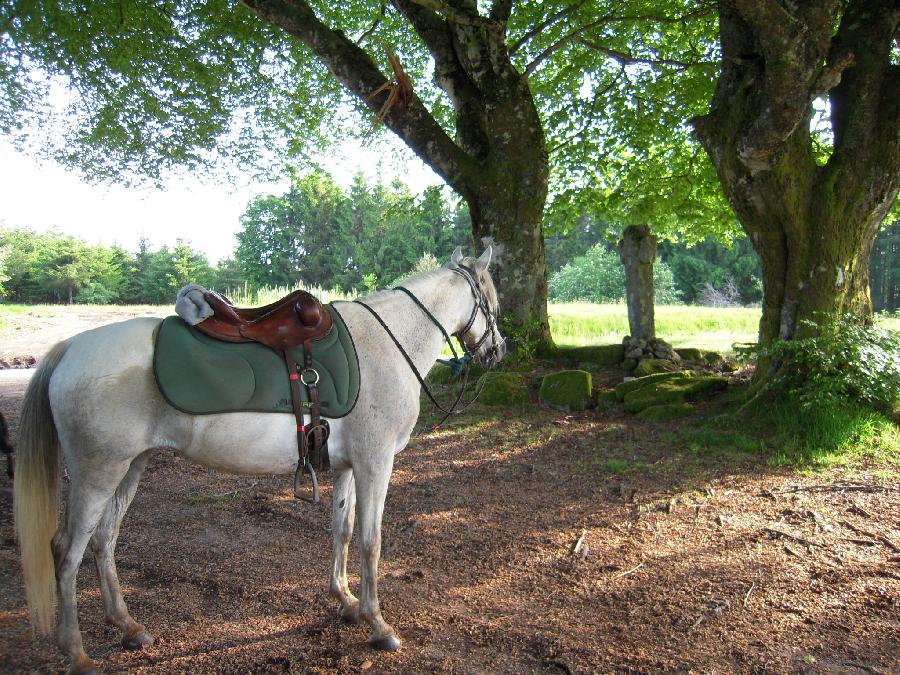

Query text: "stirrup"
[293, 459, 320, 504]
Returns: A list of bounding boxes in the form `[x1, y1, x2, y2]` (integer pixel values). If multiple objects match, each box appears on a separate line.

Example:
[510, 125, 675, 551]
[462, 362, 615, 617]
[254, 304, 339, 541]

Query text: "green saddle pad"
[154, 304, 359, 418]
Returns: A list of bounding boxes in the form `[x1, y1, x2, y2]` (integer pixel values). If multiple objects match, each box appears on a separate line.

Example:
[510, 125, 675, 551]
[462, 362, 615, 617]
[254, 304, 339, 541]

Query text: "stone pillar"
[618, 224, 657, 342]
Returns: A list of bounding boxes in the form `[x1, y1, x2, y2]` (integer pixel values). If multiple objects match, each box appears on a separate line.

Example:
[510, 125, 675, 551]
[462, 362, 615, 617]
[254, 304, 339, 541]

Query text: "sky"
[0, 137, 442, 263]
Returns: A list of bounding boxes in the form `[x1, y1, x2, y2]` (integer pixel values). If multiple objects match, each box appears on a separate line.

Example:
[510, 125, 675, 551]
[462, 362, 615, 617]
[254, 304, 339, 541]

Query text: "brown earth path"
[0, 308, 897, 673]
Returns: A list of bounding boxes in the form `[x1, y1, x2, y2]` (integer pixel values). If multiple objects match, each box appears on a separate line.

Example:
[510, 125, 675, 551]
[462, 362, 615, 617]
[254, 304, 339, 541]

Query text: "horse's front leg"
[329, 468, 359, 623]
[354, 454, 401, 651]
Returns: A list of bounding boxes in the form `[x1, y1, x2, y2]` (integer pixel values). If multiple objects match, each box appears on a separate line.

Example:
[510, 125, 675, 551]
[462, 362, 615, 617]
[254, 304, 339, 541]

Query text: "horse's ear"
[449, 246, 464, 267]
[474, 245, 492, 273]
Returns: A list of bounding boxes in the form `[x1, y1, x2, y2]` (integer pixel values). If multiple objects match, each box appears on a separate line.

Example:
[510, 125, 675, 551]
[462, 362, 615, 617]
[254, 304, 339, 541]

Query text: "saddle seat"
[195, 289, 334, 352]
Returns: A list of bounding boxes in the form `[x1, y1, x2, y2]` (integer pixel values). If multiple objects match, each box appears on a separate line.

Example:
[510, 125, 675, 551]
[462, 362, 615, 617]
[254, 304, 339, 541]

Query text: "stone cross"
[618, 224, 657, 342]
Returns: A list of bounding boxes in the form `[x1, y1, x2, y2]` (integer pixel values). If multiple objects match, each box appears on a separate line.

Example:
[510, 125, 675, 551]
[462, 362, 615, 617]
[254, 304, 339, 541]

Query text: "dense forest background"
[1, 170, 897, 312]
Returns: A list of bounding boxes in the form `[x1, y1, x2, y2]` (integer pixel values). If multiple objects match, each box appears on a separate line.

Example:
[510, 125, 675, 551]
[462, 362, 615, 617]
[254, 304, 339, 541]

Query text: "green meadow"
[549, 303, 762, 352]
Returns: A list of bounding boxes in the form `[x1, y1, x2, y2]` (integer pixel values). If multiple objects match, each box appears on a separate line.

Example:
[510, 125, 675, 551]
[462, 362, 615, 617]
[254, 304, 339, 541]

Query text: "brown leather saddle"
[193, 289, 333, 503]
[194, 289, 333, 351]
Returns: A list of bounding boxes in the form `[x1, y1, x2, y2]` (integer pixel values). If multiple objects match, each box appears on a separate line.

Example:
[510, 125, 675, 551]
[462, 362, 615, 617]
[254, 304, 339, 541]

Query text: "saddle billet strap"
[285, 349, 322, 503]
[302, 340, 330, 473]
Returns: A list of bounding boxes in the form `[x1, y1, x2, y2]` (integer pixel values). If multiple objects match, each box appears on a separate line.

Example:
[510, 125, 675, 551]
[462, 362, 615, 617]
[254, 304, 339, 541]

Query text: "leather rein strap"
[353, 265, 498, 426]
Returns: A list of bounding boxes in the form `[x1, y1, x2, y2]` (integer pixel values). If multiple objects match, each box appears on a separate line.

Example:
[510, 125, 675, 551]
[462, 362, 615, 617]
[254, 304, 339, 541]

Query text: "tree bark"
[243, 0, 553, 349]
[692, 0, 899, 374]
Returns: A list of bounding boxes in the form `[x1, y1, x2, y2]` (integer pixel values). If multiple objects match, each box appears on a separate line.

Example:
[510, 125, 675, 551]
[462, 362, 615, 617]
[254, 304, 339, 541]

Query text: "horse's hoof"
[122, 628, 154, 651]
[369, 634, 402, 652]
[338, 602, 360, 624]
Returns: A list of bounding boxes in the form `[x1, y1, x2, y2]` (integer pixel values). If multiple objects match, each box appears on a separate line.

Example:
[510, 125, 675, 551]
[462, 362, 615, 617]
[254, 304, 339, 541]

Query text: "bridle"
[447, 264, 504, 367]
[353, 262, 503, 424]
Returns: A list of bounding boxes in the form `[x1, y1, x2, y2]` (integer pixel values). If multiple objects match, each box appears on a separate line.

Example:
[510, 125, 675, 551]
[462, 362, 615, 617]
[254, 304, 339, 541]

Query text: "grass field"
[550, 303, 762, 352]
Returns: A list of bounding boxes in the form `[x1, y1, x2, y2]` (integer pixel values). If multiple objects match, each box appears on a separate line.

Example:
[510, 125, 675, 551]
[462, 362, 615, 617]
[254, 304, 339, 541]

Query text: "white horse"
[14, 246, 504, 674]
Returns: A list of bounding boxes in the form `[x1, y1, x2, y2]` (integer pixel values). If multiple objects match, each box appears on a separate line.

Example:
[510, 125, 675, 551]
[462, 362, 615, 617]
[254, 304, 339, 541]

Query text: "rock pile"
[622, 336, 680, 362]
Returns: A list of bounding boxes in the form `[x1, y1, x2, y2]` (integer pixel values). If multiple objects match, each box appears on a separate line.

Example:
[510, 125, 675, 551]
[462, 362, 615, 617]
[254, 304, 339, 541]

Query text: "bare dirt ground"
[0, 309, 898, 673]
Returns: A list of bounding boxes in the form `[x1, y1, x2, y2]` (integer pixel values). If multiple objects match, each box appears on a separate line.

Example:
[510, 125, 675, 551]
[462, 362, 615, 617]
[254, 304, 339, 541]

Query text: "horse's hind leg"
[90, 451, 154, 651]
[329, 469, 359, 623]
[54, 458, 134, 674]
[354, 457, 401, 651]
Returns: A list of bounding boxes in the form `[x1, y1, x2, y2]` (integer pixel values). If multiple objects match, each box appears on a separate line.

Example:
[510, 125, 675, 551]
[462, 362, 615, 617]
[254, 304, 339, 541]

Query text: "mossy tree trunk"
[693, 0, 899, 377]
[244, 0, 552, 351]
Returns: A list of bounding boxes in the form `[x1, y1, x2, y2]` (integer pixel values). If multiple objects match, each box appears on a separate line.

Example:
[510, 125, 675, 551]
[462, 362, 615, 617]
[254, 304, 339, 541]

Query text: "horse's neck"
[364, 270, 472, 376]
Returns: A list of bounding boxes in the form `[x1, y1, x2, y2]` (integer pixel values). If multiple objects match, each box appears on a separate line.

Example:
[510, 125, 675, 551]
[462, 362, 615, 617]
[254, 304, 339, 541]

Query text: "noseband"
[353, 263, 500, 423]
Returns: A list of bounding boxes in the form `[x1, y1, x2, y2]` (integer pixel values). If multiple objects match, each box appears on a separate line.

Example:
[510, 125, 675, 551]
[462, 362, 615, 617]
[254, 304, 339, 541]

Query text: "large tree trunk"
[693, 0, 899, 380]
[243, 0, 553, 350]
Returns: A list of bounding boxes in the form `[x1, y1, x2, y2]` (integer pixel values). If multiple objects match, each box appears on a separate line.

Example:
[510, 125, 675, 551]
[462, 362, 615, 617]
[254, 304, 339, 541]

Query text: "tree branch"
[407, 0, 502, 29]
[509, 0, 587, 55]
[242, 0, 476, 191]
[489, 0, 513, 25]
[523, 5, 716, 77]
[355, 0, 388, 45]
[390, 0, 489, 157]
[824, 0, 900, 217]
[576, 36, 709, 69]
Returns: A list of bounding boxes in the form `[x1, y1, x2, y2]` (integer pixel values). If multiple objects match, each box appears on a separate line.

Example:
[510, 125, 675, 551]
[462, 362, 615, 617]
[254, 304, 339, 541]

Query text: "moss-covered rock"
[560, 344, 624, 367]
[594, 389, 618, 411]
[703, 351, 725, 367]
[622, 357, 638, 372]
[539, 370, 593, 411]
[623, 375, 728, 414]
[624, 383, 688, 413]
[675, 347, 705, 361]
[480, 372, 529, 406]
[636, 402, 695, 421]
[614, 371, 695, 401]
[720, 360, 740, 373]
[634, 358, 682, 377]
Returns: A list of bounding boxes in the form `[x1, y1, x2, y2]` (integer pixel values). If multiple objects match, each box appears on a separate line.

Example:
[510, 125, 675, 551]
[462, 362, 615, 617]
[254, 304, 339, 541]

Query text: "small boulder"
[622, 358, 638, 372]
[636, 402, 695, 421]
[623, 375, 728, 414]
[703, 351, 725, 367]
[614, 370, 694, 401]
[480, 372, 529, 406]
[634, 358, 682, 377]
[539, 370, 593, 412]
[675, 347, 705, 362]
[625, 347, 644, 359]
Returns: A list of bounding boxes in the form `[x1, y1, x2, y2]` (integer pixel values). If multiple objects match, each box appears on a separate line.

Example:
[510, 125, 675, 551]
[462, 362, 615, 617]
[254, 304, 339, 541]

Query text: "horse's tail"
[14, 340, 70, 635]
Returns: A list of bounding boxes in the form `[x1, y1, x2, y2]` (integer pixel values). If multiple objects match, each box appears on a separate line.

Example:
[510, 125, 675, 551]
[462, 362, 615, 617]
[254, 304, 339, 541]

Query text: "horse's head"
[447, 245, 506, 369]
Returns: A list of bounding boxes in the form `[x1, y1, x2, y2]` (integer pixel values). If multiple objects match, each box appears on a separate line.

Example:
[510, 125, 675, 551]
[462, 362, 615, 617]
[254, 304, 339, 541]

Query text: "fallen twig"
[743, 581, 755, 607]
[761, 481, 884, 496]
[570, 528, 587, 556]
[841, 520, 900, 552]
[848, 503, 874, 519]
[764, 527, 821, 548]
[612, 562, 644, 579]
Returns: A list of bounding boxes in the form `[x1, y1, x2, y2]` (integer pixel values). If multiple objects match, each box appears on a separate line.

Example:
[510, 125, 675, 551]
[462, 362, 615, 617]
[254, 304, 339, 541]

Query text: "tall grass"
[550, 302, 761, 352]
[221, 284, 354, 306]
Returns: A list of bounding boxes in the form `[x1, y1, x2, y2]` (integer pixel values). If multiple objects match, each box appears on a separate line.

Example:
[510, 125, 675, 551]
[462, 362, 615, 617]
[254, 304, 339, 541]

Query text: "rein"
[353, 265, 498, 427]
